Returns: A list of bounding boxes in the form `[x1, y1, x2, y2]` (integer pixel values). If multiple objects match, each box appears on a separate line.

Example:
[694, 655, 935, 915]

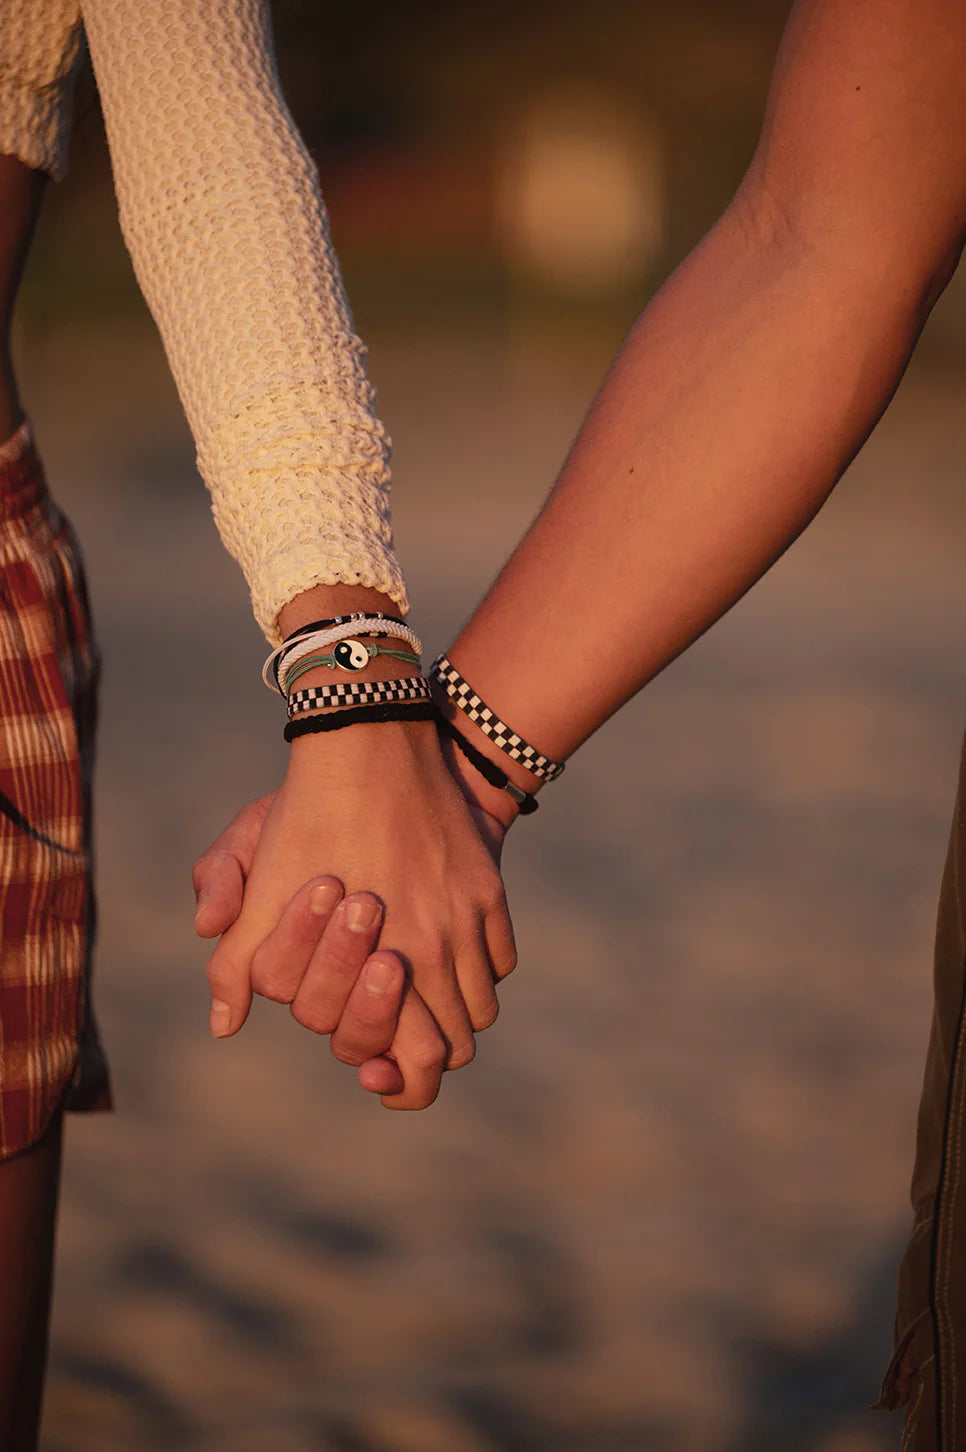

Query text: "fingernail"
[346, 899, 380, 933]
[309, 881, 341, 916]
[193, 890, 208, 923]
[209, 1000, 232, 1038]
[364, 959, 396, 995]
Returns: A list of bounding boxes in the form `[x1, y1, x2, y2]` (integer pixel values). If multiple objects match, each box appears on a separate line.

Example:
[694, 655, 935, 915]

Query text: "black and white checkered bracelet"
[430, 653, 565, 783]
[287, 676, 430, 718]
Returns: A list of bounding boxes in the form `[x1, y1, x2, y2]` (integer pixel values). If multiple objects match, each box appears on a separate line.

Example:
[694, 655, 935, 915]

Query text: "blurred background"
[14, 1, 966, 1448]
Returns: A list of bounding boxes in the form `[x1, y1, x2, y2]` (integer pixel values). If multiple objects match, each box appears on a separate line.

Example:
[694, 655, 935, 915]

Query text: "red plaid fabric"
[0, 420, 110, 1160]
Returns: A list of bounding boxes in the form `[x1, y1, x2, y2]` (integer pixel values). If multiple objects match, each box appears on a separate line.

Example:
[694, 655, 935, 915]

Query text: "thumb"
[192, 792, 275, 937]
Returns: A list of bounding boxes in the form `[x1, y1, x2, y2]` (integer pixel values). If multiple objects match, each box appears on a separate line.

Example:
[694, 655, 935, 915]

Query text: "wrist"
[284, 712, 439, 769]
[438, 731, 521, 831]
[277, 585, 404, 642]
[430, 678, 547, 825]
[274, 591, 420, 697]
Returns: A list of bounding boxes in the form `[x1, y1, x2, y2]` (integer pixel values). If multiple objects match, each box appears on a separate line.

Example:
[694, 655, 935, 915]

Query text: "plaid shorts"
[0, 420, 110, 1160]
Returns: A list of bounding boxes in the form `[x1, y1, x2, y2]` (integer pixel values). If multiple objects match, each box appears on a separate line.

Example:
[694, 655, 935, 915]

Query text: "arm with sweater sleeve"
[0, 0, 84, 183]
[79, 0, 405, 641]
[75, 0, 513, 1106]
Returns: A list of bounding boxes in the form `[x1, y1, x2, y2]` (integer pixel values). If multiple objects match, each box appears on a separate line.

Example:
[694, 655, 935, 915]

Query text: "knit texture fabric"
[0, 0, 85, 180]
[0, 0, 407, 642]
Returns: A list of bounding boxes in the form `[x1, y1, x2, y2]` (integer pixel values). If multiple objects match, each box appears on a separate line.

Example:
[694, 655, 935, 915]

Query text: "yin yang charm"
[333, 638, 372, 671]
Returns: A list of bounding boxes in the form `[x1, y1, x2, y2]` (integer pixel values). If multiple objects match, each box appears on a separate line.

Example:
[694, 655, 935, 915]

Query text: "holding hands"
[189, 585, 567, 1109]
[192, 715, 515, 1110]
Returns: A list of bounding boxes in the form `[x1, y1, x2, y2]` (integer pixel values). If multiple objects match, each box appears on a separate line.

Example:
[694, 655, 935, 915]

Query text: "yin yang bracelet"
[263, 616, 423, 693]
[283, 642, 421, 693]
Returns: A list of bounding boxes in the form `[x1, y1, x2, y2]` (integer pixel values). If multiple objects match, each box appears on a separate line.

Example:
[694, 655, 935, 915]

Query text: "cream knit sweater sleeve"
[0, 0, 407, 643]
[0, 0, 85, 180]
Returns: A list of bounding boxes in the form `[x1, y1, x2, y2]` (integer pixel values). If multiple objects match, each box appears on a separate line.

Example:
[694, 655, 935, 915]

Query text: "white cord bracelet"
[263, 617, 424, 693]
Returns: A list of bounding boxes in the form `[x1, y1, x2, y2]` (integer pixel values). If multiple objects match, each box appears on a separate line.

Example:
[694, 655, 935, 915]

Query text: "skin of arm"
[437, 0, 966, 826]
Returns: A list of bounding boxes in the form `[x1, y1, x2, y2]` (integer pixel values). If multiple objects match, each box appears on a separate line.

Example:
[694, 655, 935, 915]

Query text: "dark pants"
[881, 733, 966, 1449]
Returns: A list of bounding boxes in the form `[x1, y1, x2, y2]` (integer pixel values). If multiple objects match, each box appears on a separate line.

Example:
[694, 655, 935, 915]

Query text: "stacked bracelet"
[264, 617, 423, 693]
[430, 653, 564, 782]
[283, 643, 421, 693]
[283, 612, 406, 644]
[287, 676, 430, 717]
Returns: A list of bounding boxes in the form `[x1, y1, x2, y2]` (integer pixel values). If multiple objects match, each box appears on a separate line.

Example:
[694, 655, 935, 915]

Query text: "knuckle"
[353, 997, 391, 1031]
[472, 998, 500, 1031]
[249, 946, 292, 1004]
[290, 998, 336, 1035]
[483, 882, 509, 917]
[318, 937, 370, 979]
[494, 946, 518, 979]
[330, 1038, 365, 1067]
[251, 967, 296, 1004]
[206, 954, 238, 995]
[411, 1038, 447, 1074]
[447, 1037, 477, 1071]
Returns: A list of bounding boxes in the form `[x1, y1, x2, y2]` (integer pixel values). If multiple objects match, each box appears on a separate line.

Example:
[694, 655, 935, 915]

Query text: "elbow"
[731, 173, 966, 326]
[921, 227, 966, 313]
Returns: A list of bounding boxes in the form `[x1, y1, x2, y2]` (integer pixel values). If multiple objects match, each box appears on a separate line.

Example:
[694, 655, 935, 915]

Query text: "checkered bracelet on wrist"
[287, 676, 430, 718]
[430, 653, 565, 783]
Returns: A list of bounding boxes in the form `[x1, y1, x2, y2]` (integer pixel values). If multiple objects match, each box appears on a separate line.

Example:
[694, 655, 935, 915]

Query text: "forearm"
[449, 201, 937, 773]
[442, 0, 966, 817]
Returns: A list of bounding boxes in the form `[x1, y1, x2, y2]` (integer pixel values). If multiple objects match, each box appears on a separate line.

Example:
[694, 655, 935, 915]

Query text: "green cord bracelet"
[280, 647, 421, 691]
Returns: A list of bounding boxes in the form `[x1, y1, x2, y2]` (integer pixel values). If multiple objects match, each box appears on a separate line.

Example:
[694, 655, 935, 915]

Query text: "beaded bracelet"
[281, 612, 406, 645]
[283, 643, 421, 693]
[430, 654, 565, 782]
[287, 676, 430, 717]
[284, 699, 436, 742]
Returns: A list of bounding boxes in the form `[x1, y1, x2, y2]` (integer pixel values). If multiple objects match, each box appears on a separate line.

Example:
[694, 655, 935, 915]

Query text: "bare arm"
[441, 0, 966, 822]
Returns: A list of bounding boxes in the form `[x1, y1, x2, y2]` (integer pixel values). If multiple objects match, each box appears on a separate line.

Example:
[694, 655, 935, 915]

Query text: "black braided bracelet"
[436, 714, 539, 815]
[283, 699, 436, 742]
[282, 612, 407, 646]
